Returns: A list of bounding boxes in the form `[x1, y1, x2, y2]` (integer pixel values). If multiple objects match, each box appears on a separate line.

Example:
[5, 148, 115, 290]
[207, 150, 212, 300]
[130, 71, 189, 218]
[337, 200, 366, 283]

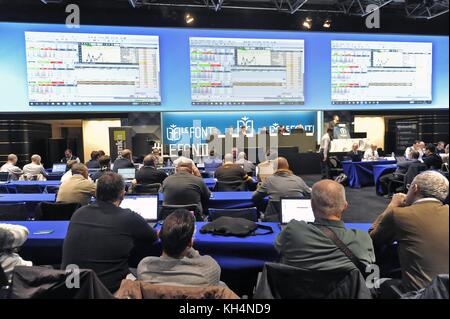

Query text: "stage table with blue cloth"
[372, 164, 398, 195]
[5, 220, 371, 295]
[342, 160, 397, 189]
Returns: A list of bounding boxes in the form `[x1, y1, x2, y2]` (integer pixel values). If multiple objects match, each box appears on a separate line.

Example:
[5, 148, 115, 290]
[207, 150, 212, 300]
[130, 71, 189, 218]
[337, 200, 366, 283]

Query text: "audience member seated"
[363, 144, 380, 161]
[60, 159, 79, 183]
[405, 140, 424, 160]
[151, 148, 162, 166]
[162, 161, 211, 214]
[203, 150, 222, 172]
[275, 180, 375, 273]
[60, 148, 80, 164]
[442, 144, 449, 165]
[0, 224, 33, 282]
[112, 149, 135, 173]
[173, 149, 193, 167]
[214, 153, 253, 188]
[61, 172, 158, 293]
[369, 171, 449, 293]
[57, 163, 96, 206]
[91, 155, 112, 182]
[252, 157, 311, 220]
[0, 154, 23, 181]
[133, 154, 167, 185]
[235, 152, 255, 175]
[422, 143, 443, 170]
[86, 151, 101, 169]
[347, 143, 362, 162]
[137, 209, 221, 287]
[436, 141, 446, 154]
[378, 150, 421, 196]
[22, 154, 48, 181]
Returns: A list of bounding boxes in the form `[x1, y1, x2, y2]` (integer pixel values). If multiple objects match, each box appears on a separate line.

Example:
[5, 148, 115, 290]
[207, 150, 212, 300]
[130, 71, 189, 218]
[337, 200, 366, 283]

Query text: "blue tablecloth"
[4, 181, 61, 193]
[342, 160, 397, 189]
[0, 193, 56, 213]
[373, 164, 398, 195]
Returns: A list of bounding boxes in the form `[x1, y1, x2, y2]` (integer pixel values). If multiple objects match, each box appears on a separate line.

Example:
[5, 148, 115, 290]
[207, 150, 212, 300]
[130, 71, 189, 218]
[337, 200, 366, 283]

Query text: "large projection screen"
[0, 22, 448, 112]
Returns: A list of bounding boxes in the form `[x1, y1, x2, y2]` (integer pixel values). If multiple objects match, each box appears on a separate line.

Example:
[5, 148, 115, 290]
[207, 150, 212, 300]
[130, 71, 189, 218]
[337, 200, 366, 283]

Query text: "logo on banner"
[167, 124, 182, 142]
[237, 116, 253, 132]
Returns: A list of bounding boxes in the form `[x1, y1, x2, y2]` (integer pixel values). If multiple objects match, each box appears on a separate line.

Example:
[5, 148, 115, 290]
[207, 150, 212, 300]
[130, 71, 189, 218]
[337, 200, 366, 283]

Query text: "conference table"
[342, 160, 397, 189]
[0, 193, 56, 213]
[6, 220, 371, 295]
[372, 164, 398, 195]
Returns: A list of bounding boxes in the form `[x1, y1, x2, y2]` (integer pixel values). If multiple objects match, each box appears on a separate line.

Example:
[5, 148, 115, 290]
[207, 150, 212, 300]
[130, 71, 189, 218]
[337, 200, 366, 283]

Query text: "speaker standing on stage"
[319, 128, 333, 179]
[328, 115, 340, 131]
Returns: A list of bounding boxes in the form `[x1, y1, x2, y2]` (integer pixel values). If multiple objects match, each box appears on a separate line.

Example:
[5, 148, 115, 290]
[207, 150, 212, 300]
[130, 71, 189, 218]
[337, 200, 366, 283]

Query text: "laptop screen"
[281, 199, 315, 224]
[52, 163, 67, 173]
[120, 195, 158, 221]
[118, 168, 135, 180]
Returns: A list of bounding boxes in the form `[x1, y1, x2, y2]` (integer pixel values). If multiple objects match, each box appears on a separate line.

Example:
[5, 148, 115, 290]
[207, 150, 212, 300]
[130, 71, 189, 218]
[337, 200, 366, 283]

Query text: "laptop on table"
[117, 168, 136, 181]
[120, 195, 158, 225]
[52, 163, 67, 174]
[279, 198, 315, 228]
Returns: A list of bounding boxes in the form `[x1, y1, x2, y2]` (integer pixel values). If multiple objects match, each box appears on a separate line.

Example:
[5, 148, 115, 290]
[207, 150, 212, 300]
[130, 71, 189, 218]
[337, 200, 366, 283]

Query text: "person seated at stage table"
[422, 143, 443, 170]
[214, 153, 253, 187]
[436, 141, 446, 154]
[275, 180, 375, 272]
[203, 150, 223, 172]
[363, 144, 380, 161]
[91, 155, 112, 182]
[253, 157, 311, 220]
[0, 154, 23, 181]
[347, 143, 362, 162]
[112, 149, 135, 173]
[442, 144, 449, 165]
[57, 163, 96, 206]
[369, 171, 449, 292]
[133, 154, 167, 186]
[162, 161, 210, 214]
[235, 151, 255, 175]
[404, 140, 424, 160]
[61, 172, 158, 293]
[60, 148, 80, 164]
[137, 209, 221, 287]
[378, 150, 421, 196]
[22, 154, 48, 180]
[0, 223, 33, 282]
[86, 150, 101, 169]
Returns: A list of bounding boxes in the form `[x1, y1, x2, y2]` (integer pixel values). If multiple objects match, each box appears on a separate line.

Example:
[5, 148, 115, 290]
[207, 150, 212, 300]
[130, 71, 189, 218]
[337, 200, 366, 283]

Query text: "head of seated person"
[405, 171, 448, 206]
[223, 153, 234, 165]
[272, 157, 292, 175]
[66, 159, 78, 172]
[408, 150, 420, 161]
[96, 172, 126, 206]
[98, 155, 111, 171]
[176, 161, 194, 175]
[90, 151, 100, 162]
[143, 154, 158, 168]
[71, 163, 89, 180]
[311, 180, 348, 221]
[159, 209, 195, 259]
[237, 152, 247, 162]
[120, 149, 133, 161]
[6, 154, 18, 166]
[424, 143, 437, 157]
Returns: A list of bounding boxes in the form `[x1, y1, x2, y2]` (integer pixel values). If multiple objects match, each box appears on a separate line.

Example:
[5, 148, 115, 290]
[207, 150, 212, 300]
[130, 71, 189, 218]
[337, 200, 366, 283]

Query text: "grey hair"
[413, 171, 449, 202]
[224, 153, 234, 163]
[311, 182, 347, 216]
[238, 152, 246, 160]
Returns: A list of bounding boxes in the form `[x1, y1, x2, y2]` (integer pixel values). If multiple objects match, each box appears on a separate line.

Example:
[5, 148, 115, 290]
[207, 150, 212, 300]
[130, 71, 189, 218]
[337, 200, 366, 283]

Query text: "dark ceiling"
[0, 0, 448, 35]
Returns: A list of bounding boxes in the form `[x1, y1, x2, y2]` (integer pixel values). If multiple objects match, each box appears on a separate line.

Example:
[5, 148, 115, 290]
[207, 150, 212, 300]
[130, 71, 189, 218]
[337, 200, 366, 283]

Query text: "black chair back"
[0, 185, 9, 194]
[208, 207, 258, 222]
[159, 204, 203, 221]
[35, 202, 81, 221]
[0, 202, 28, 221]
[254, 262, 372, 299]
[214, 180, 247, 192]
[44, 185, 60, 194]
[15, 185, 42, 194]
[0, 265, 8, 288]
[131, 183, 161, 195]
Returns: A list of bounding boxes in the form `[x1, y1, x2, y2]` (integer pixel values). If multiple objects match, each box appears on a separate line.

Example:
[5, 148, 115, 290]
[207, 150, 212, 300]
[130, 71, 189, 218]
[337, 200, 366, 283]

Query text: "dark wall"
[0, 120, 52, 167]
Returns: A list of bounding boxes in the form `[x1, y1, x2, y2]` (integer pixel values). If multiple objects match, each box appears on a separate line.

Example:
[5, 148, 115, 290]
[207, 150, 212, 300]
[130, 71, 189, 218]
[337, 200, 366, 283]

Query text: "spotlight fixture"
[323, 19, 332, 28]
[302, 17, 312, 30]
[185, 13, 195, 25]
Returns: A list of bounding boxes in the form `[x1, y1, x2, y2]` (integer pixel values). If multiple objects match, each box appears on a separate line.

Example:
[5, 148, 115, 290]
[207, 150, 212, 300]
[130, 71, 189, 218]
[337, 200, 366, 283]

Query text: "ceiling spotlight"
[302, 17, 312, 30]
[185, 13, 195, 25]
[323, 19, 332, 28]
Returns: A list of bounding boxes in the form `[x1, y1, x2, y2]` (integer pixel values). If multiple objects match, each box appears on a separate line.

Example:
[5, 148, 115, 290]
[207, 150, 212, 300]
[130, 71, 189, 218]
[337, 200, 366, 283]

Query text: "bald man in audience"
[0, 154, 23, 180]
[275, 180, 375, 273]
[22, 154, 48, 180]
[252, 157, 311, 221]
[57, 163, 96, 206]
[112, 149, 135, 173]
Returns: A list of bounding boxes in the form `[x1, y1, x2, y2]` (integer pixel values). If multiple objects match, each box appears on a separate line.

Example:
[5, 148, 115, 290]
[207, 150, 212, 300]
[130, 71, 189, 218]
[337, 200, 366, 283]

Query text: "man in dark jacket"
[86, 151, 101, 169]
[112, 149, 135, 173]
[61, 172, 158, 293]
[422, 143, 443, 170]
[134, 154, 167, 185]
